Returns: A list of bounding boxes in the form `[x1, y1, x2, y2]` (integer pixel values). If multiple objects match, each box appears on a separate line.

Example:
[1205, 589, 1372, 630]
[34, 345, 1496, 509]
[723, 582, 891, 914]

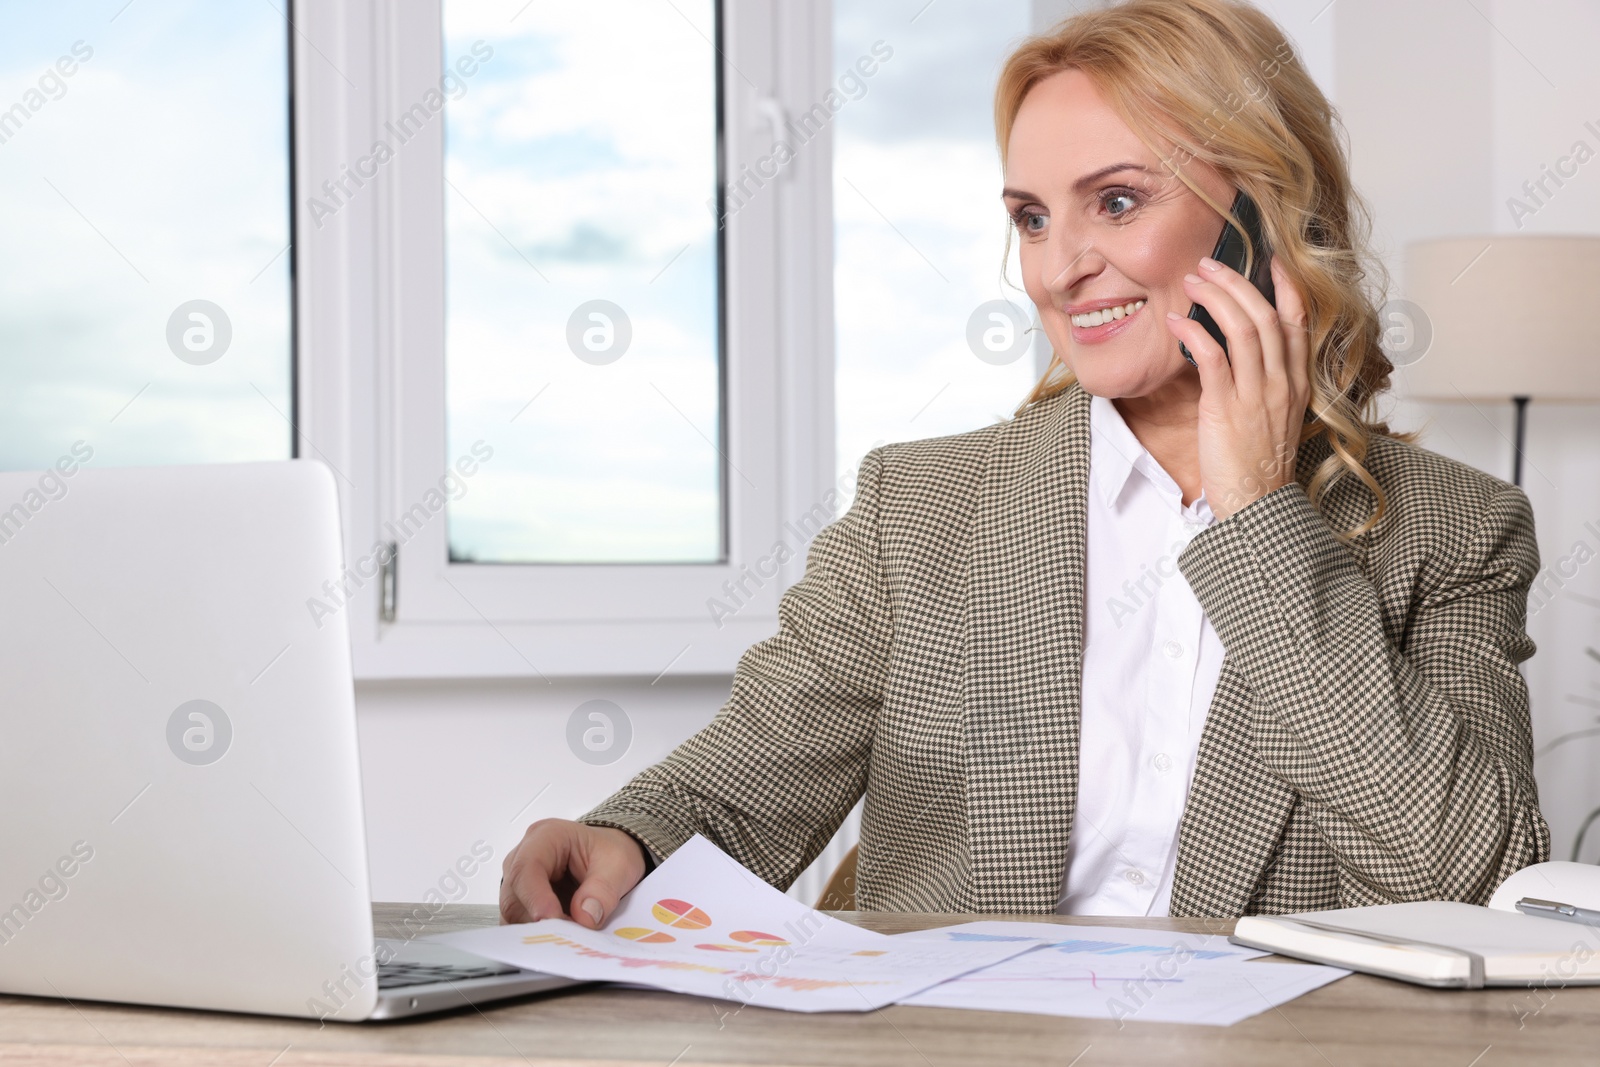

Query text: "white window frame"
[295, 0, 835, 678]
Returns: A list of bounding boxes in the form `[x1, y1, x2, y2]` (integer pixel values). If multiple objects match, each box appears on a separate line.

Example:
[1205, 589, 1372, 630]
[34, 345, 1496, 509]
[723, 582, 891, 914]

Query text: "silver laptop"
[0, 459, 576, 1020]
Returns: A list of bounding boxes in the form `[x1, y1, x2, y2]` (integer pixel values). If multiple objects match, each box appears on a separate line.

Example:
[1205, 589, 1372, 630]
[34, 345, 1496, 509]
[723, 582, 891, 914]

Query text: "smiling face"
[1004, 69, 1235, 400]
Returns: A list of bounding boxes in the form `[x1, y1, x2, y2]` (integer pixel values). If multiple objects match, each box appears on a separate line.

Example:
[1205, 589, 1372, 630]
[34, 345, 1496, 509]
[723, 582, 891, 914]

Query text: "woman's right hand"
[499, 819, 649, 928]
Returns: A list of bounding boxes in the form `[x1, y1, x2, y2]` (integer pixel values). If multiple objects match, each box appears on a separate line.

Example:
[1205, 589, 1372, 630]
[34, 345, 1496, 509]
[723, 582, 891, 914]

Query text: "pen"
[1515, 897, 1600, 929]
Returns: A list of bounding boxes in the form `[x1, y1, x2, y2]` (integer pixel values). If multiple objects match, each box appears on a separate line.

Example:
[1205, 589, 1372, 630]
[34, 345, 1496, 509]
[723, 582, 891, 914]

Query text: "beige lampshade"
[1398, 235, 1600, 401]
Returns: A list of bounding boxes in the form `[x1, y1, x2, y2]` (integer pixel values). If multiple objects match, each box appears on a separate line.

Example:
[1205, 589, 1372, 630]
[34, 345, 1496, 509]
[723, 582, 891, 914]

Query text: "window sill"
[352, 616, 777, 680]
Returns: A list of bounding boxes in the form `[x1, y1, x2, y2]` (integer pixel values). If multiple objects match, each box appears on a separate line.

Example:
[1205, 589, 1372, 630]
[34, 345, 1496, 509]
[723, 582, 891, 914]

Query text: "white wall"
[357, 0, 1600, 909]
[356, 674, 861, 906]
[359, 675, 725, 904]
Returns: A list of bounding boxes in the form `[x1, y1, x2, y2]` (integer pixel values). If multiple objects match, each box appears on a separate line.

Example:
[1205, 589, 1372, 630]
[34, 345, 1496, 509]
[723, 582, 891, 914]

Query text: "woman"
[502, 0, 1547, 926]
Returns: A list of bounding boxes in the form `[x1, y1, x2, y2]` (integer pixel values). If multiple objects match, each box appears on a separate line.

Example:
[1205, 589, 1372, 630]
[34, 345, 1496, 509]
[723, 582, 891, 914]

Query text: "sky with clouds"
[0, 0, 1042, 568]
[442, 0, 722, 564]
[832, 1, 1038, 508]
[442, 0, 1044, 561]
[0, 0, 291, 472]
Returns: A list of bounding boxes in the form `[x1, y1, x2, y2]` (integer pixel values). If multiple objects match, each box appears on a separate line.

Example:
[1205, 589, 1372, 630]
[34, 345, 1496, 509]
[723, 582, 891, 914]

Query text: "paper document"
[899, 923, 1348, 1026]
[433, 835, 1041, 1013]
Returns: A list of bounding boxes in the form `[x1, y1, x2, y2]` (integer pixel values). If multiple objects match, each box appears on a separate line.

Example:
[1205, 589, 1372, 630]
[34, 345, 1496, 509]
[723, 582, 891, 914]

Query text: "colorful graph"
[729, 930, 789, 946]
[1048, 939, 1236, 961]
[651, 899, 712, 930]
[726, 973, 890, 992]
[695, 943, 759, 953]
[614, 927, 676, 944]
[519, 932, 894, 994]
[938, 930, 1239, 961]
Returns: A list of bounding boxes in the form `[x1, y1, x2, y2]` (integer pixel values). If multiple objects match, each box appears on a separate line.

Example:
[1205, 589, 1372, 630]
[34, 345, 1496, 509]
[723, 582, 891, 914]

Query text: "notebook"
[1229, 861, 1600, 988]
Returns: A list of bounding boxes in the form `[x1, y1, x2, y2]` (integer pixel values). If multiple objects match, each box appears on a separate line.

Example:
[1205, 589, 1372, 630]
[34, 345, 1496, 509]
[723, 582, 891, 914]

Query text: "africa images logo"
[0, 841, 94, 948]
[166, 700, 232, 766]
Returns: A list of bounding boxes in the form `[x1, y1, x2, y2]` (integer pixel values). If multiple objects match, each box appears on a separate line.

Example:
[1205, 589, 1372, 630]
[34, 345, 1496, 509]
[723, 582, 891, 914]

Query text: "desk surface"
[0, 904, 1594, 1066]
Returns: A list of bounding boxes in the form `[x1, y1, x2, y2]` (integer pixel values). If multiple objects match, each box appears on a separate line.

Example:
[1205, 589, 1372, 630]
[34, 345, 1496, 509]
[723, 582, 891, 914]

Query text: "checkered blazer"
[584, 381, 1550, 916]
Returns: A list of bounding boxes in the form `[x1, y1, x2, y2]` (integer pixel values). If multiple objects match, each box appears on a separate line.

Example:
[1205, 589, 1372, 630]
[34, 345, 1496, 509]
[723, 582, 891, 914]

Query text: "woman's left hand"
[1164, 254, 1312, 522]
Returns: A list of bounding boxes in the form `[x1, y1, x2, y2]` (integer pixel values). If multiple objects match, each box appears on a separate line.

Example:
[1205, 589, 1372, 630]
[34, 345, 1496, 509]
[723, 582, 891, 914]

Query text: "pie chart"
[729, 930, 789, 946]
[651, 899, 712, 930]
[614, 927, 675, 944]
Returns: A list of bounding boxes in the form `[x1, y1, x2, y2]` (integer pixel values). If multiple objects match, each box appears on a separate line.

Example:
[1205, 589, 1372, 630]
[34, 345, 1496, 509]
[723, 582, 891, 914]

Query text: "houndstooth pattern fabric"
[582, 381, 1550, 917]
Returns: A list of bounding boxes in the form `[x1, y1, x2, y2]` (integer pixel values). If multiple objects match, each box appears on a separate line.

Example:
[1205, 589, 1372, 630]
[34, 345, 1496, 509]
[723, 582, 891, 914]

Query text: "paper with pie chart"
[431, 835, 1042, 1013]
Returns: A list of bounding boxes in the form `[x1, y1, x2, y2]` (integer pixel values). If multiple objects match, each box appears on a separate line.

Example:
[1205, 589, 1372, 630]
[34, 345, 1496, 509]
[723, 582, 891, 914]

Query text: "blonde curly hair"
[998, 0, 1415, 541]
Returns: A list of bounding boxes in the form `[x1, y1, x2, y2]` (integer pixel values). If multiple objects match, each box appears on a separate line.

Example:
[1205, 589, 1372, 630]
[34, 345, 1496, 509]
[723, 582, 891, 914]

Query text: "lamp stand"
[1512, 395, 1530, 488]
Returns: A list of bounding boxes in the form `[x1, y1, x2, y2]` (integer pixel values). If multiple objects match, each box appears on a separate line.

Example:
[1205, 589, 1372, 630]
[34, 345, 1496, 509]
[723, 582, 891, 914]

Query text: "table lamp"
[1400, 235, 1600, 486]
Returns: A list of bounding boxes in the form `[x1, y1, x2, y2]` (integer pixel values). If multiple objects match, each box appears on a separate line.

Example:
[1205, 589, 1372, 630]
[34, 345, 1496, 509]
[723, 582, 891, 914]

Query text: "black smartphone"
[1179, 189, 1275, 367]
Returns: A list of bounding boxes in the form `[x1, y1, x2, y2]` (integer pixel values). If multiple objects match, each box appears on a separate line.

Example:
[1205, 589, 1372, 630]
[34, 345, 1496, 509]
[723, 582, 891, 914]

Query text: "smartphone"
[1179, 189, 1276, 367]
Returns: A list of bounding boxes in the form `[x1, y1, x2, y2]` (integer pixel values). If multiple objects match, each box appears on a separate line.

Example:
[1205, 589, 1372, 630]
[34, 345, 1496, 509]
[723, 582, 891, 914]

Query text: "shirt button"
[1154, 753, 1173, 772]
[1124, 869, 1146, 886]
[1163, 640, 1183, 658]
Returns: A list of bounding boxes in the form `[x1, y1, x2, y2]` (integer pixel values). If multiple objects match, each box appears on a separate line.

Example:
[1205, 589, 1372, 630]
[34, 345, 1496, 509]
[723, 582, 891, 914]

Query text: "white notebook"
[1230, 861, 1600, 988]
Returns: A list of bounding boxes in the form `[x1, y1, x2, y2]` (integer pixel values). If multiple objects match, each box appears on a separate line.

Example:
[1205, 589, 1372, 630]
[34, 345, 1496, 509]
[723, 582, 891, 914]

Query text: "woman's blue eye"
[1011, 209, 1046, 233]
[1103, 191, 1138, 217]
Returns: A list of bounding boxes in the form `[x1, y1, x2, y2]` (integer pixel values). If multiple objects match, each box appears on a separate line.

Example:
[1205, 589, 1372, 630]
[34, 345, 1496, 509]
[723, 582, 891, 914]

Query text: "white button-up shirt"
[1056, 394, 1226, 916]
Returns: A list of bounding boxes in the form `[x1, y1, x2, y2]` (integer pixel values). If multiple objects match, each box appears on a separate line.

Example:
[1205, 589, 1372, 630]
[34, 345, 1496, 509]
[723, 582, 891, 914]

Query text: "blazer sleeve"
[1175, 479, 1549, 907]
[579, 449, 892, 890]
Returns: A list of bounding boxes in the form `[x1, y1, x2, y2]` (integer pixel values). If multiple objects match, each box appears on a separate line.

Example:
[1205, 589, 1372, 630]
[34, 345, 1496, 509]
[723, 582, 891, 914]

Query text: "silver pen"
[1515, 897, 1600, 929]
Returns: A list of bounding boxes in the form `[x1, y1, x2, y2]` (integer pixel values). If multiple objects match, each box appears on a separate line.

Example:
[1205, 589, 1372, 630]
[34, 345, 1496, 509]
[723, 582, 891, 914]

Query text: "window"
[832, 1, 1041, 507]
[3, 1, 1039, 676]
[297, 0, 1043, 677]
[441, 0, 725, 565]
[317, 0, 823, 676]
[0, 3, 293, 471]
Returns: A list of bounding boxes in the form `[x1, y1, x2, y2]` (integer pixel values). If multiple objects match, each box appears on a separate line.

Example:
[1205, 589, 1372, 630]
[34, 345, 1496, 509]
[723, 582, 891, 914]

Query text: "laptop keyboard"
[377, 960, 521, 989]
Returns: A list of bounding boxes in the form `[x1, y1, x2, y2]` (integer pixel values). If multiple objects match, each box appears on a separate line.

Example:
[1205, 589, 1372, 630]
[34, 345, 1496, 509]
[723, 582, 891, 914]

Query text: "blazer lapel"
[962, 382, 1092, 912]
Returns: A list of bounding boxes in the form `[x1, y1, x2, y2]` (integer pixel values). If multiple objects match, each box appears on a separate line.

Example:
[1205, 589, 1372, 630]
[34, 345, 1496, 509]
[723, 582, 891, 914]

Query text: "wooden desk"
[1, 904, 1596, 1066]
